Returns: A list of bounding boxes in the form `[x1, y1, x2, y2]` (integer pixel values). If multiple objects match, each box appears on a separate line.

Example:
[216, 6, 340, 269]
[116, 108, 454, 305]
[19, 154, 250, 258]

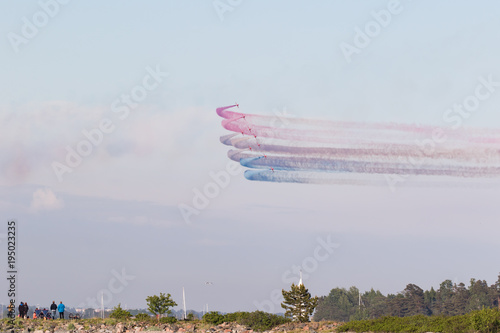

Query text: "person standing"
[7, 303, 14, 317]
[18, 302, 24, 318]
[57, 301, 65, 319]
[50, 301, 57, 320]
[23, 302, 29, 318]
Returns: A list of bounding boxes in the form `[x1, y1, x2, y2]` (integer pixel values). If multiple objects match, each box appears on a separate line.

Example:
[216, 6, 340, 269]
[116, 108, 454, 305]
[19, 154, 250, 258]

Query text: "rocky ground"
[0, 320, 341, 333]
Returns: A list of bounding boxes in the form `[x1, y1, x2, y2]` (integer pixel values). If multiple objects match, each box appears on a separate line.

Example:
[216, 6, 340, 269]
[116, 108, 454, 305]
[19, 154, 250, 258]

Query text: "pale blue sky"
[1, 1, 499, 312]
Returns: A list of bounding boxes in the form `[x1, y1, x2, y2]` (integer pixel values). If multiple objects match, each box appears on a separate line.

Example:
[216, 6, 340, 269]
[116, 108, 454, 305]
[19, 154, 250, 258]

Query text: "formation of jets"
[233, 103, 273, 173]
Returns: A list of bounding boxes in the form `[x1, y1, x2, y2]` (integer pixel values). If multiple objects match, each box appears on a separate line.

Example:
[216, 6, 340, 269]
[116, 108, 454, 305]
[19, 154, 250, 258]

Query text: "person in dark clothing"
[18, 302, 24, 318]
[50, 301, 57, 320]
[23, 302, 29, 318]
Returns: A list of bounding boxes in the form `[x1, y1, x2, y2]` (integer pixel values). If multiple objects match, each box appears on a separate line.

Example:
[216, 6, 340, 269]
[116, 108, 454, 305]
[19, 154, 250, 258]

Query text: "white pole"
[101, 293, 104, 319]
[182, 287, 187, 320]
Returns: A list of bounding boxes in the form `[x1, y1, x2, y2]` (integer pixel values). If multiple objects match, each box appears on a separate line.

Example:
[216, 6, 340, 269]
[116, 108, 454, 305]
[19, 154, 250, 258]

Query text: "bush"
[202, 311, 289, 331]
[109, 303, 132, 320]
[205, 311, 289, 331]
[337, 311, 499, 333]
[203, 311, 226, 325]
[67, 323, 75, 330]
[469, 308, 500, 333]
[134, 313, 152, 321]
[234, 311, 290, 331]
[159, 316, 177, 324]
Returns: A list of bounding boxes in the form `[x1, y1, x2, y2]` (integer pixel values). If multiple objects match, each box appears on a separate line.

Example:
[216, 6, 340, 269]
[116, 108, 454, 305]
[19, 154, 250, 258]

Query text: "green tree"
[451, 282, 469, 315]
[386, 293, 408, 317]
[281, 283, 318, 322]
[491, 274, 500, 309]
[436, 279, 455, 315]
[424, 287, 437, 315]
[467, 279, 491, 312]
[403, 284, 429, 316]
[363, 288, 387, 319]
[109, 303, 132, 320]
[146, 292, 177, 321]
[313, 287, 355, 321]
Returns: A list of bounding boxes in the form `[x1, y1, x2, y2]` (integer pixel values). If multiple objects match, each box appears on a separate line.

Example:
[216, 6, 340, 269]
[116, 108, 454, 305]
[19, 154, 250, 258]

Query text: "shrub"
[203, 311, 225, 325]
[236, 311, 290, 331]
[67, 323, 75, 330]
[212, 311, 290, 331]
[469, 308, 500, 333]
[109, 303, 132, 320]
[160, 316, 178, 324]
[337, 312, 482, 333]
[202, 311, 289, 331]
[135, 313, 152, 321]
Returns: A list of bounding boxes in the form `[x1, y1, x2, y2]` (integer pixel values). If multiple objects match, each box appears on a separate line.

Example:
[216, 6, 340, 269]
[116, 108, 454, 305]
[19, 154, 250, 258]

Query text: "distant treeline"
[313, 274, 500, 322]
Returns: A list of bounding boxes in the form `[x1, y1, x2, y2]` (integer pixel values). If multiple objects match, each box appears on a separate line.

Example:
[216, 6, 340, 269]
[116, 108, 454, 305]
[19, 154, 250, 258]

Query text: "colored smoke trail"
[216, 105, 500, 186]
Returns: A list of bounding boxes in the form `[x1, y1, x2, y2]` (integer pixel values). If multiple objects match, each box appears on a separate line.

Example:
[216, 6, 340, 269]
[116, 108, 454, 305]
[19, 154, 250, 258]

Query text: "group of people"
[17, 301, 66, 319]
[17, 302, 29, 318]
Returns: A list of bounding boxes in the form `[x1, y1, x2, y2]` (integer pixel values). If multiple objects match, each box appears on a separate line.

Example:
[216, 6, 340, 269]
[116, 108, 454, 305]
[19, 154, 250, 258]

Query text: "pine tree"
[281, 283, 318, 322]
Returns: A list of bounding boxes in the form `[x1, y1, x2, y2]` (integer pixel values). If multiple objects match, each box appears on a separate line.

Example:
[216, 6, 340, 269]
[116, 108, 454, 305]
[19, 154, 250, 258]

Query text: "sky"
[0, 0, 500, 313]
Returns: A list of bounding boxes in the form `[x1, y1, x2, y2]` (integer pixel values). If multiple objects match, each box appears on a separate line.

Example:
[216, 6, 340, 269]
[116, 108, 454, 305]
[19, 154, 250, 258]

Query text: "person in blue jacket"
[57, 301, 65, 319]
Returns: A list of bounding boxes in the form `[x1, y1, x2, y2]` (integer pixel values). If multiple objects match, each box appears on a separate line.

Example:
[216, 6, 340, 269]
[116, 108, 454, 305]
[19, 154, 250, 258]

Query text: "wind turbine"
[182, 287, 187, 320]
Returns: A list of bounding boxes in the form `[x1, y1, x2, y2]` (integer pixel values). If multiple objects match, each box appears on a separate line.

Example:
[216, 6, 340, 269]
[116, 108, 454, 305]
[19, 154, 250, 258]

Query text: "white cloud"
[0, 101, 216, 199]
[30, 188, 64, 211]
